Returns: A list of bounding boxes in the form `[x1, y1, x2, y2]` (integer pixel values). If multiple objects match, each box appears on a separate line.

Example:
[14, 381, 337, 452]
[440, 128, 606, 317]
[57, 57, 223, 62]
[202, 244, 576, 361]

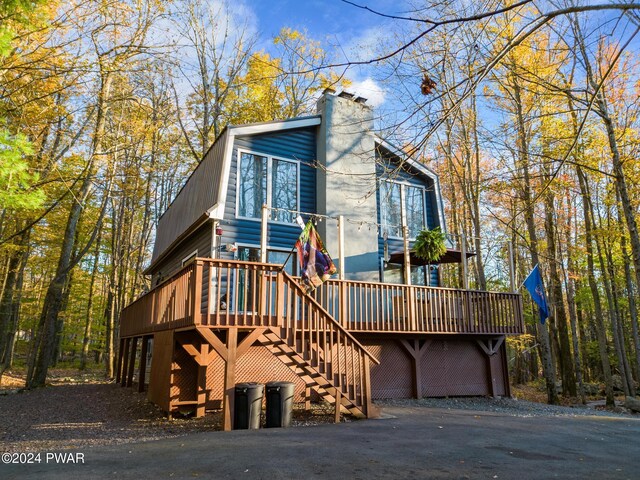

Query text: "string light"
[263, 205, 398, 232]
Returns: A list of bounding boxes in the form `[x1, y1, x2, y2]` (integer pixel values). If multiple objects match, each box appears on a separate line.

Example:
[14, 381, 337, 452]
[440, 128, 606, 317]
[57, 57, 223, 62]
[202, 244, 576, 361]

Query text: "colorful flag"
[295, 221, 337, 293]
[523, 264, 549, 324]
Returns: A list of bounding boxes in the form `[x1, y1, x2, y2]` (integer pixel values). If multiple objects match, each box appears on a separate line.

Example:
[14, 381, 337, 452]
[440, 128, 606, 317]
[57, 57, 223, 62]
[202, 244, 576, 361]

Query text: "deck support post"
[120, 338, 131, 387]
[399, 339, 432, 399]
[196, 343, 210, 417]
[500, 340, 511, 398]
[138, 336, 149, 393]
[223, 327, 238, 431]
[305, 386, 312, 411]
[116, 338, 125, 384]
[126, 337, 138, 388]
[363, 356, 372, 417]
[476, 337, 505, 398]
[334, 388, 341, 423]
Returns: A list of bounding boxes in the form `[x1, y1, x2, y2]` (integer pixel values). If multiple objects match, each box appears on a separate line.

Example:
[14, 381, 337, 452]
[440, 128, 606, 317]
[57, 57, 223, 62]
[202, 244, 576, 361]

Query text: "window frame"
[181, 249, 198, 267]
[235, 148, 301, 225]
[378, 179, 428, 240]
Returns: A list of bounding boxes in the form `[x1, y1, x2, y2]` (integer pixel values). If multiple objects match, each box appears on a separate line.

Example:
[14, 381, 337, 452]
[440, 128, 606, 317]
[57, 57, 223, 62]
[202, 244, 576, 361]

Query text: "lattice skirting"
[358, 335, 508, 399]
[205, 345, 307, 409]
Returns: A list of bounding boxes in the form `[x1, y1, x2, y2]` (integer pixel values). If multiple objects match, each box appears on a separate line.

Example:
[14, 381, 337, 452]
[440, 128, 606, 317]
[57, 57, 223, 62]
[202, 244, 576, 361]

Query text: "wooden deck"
[120, 258, 524, 338]
[117, 258, 523, 429]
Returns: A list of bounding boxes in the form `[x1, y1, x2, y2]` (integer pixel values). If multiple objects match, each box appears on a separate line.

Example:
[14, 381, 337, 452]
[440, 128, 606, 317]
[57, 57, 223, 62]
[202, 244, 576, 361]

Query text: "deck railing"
[314, 279, 524, 335]
[120, 258, 524, 338]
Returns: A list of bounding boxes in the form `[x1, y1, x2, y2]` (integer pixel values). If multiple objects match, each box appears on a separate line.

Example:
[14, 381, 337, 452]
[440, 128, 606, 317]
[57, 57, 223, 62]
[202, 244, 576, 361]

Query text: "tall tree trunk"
[543, 181, 576, 396]
[80, 222, 104, 370]
[573, 20, 640, 359]
[576, 166, 615, 406]
[0, 229, 30, 380]
[564, 193, 586, 403]
[470, 91, 487, 290]
[511, 71, 558, 404]
[26, 73, 112, 388]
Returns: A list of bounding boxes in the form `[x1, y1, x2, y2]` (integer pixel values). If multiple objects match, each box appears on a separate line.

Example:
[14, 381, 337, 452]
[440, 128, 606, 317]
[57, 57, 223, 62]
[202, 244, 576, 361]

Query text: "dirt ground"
[0, 371, 340, 452]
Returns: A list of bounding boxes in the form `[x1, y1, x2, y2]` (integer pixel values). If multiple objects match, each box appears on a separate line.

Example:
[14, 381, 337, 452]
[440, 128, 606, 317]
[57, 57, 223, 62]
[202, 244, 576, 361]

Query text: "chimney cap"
[322, 86, 336, 96]
[354, 96, 368, 104]
[338, 91, 354, 99]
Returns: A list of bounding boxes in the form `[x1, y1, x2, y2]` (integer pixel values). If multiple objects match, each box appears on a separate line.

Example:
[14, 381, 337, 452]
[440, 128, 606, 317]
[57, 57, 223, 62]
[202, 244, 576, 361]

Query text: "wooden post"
[260, 204, 268, 262]
[126, 337, 138, 388]
[487, 353, 497, 398]
[222, 327, 238, 431]
[338, 215, 345, 280]
[197, 343, 209, 417]
[193, 260, 203, 325]
[412, 346, 422, 399]
[138, 336, 149, 393]
[508, 240, 516, 293]
[276, 273, 285, 327]
[339, 282, 349, 328]
[399, 339, 431, 401]
[334, 388, 341, 424]
[363, 356, 372, 417]
[402, 225, 411, 286]
[305, 385, 312, 411]
[120, 338, 130, 387]
[461, 231, 469, 290]
[115, 338, 125, 384]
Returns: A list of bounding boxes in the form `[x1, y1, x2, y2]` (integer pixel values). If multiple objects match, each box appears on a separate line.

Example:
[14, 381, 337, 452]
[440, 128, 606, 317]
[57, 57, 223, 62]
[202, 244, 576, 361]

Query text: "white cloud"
[349, 77, 386, 107]
[338, 26, 388, 64]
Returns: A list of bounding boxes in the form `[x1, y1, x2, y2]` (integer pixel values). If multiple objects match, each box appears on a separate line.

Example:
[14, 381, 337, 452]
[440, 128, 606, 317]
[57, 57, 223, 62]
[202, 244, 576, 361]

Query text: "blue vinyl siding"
[219, 128, 316, 255]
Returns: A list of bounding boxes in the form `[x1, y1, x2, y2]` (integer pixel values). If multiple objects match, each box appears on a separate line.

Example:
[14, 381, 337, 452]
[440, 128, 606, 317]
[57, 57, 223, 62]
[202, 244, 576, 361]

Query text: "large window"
[404, 185, 426, 238]
[237, 151, 298, 223]
[380, 180, 426, 238]
[238, 152, 267, 219]
[380, 181, 402, 237]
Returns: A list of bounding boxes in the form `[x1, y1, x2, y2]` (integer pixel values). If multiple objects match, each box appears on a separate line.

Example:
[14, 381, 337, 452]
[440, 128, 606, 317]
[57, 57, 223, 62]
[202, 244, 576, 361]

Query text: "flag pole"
[279, 215, 307, 273]
[279, 246, 298, 273]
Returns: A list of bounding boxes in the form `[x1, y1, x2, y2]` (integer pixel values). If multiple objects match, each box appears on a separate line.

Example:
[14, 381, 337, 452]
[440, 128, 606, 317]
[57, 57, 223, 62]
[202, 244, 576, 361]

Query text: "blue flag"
[523, 265, 549, 324]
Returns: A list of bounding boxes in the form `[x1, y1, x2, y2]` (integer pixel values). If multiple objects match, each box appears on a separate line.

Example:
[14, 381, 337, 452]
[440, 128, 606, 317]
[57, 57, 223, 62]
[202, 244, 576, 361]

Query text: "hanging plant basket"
[413, 227, 447, 264]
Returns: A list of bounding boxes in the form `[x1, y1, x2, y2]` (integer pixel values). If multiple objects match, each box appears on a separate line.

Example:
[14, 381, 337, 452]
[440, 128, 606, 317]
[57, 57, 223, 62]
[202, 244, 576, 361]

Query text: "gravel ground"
[376, 396, 636, 418]
[1, 373, 635, 453]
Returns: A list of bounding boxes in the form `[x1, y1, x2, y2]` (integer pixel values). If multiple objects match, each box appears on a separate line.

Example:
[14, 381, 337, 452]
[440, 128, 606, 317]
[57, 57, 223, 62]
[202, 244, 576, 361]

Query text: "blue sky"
[245, 0, 407, 106]
[250, 0, 395, 40]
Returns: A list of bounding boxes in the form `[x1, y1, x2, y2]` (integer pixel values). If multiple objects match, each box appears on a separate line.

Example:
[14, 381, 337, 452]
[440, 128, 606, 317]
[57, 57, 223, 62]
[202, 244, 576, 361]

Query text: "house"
[117, 90, 524, 430]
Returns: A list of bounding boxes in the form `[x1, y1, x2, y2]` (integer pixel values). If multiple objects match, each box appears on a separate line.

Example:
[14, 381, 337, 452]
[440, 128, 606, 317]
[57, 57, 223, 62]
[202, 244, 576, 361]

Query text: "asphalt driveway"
[3, 405, 639, 479]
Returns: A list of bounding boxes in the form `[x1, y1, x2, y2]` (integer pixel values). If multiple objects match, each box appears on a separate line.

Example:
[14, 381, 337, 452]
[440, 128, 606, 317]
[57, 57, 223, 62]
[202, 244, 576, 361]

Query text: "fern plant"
[413, 227, 447, 264]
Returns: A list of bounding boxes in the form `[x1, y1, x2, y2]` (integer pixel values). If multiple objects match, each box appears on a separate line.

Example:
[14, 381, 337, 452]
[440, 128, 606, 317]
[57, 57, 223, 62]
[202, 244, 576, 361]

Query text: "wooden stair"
[260, 329, 367, 418]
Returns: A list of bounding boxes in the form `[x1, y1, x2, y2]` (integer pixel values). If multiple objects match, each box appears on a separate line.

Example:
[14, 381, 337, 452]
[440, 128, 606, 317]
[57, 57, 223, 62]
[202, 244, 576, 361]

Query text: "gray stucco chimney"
[315, 90, 379, 281]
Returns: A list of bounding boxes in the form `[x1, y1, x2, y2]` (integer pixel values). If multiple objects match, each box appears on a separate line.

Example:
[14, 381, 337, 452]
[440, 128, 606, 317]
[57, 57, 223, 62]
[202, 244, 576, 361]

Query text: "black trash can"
[234, 383, 264, 430]
[265, 381, 295, 428]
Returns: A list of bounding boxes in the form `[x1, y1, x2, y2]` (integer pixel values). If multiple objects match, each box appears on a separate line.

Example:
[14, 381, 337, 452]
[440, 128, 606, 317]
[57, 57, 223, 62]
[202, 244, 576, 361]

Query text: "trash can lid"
[235, 382, 264, 389]
[265, 381, 296, 387]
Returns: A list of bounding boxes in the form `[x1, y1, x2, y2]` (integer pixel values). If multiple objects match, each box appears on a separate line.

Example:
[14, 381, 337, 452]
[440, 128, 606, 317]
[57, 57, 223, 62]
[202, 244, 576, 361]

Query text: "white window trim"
[235, 148, 301, 226]
[379, 179, 428, 240]
[181, 249, 198, 266]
